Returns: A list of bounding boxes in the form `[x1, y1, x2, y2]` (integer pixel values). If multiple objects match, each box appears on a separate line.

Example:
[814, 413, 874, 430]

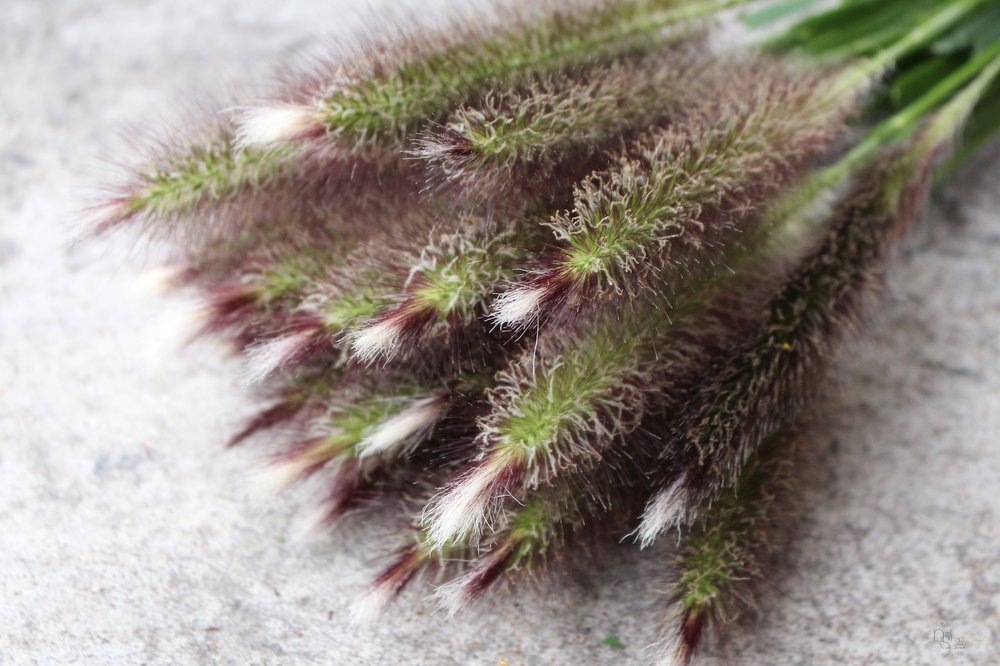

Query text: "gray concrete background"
[1, 1, 998, 664]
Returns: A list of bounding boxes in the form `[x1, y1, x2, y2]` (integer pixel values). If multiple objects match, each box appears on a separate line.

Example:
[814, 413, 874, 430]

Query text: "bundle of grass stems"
[94, 0, 1000, 662]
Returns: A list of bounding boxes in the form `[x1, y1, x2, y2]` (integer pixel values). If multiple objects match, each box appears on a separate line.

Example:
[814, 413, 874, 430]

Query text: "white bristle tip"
[491, 286, 546, 328]
[357, 397, 443, 458]
[636, 482, 687, 549]
[242, 329, 313, 385]
[423, 468, 495, 546]
[349, 587, 394, 626]
[234, 105, 321, 149]
[351, 319, 402, 363]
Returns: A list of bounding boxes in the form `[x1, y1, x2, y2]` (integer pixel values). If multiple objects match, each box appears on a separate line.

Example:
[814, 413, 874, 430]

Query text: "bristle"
[351, 545, 426, 625]
[490, 284, 548, 329]
[233, 104, 326, 150]
[434, 539, 518, 614]
[422, 454, 523, 547]
[256, 440, 332, 491]
[350, 317, 407, 364]
[636, 474, 688, 549]
[656, 608, 705, 666]
[242, 325, 322, 384]
[356, 394, 447, 458]
[135, 264, 189, 297]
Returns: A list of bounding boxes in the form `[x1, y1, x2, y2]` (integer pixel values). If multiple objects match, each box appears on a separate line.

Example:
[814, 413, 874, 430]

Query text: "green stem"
[839, 33, 1000, 178]
[923, 50, 1000, 159]
[778, 33, 1000, 243]
[829, 0, 988, 98]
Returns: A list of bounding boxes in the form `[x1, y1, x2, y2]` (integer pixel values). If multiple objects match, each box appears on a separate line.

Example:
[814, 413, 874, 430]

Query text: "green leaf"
[767, 0, 970, 58]
[932, 4, 1000, 54]
[742, 0, 823, 29]
[941, 81, 1000, 171]
[889, 54, 965, 107]
[601, 635, 626, 651]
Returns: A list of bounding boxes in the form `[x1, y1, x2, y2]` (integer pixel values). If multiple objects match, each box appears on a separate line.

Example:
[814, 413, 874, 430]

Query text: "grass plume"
[92, 1, 1000, 663]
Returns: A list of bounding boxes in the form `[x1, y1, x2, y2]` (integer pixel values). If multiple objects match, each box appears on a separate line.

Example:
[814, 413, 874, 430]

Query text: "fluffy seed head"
[310, 0, 717, 151]
[413, 47, 708, 203]
[651, 144, 943, 526]
[346, 225, 529, 362]
[500, 55, 854, 329]
[652, 441, 797, 666]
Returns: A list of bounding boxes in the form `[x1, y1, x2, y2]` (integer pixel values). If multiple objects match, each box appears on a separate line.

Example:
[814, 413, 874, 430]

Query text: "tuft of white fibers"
[356, 396, 445, 458]
[491, 284, 546, 329]
[242, 329, 315, 384]
[143, 303, 207, 363]
[350, 317, 403, 364]
[349, 583, 398, 626]
[253, 454, 321, 493]
[288, 502, 335, 544]
[432, 572, 476, 615]
[234, 104, 323, 149]
[134, 264, 186, 297]
[422, 462, 501, 547]
[648, 607, 699, 666]
[636, 475, 689, 549]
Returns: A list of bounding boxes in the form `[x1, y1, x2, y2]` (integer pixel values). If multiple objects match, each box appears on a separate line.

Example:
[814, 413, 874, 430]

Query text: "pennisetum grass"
[94, 0, 1000, 663]
[489, 55, 853, 331]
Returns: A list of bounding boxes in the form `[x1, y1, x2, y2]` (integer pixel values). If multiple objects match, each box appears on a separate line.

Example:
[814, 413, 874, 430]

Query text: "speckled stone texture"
[1, 2, 998, 664]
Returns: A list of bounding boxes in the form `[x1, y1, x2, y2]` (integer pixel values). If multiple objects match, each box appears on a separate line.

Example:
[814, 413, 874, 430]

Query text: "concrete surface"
[1, 1, 998, 664]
